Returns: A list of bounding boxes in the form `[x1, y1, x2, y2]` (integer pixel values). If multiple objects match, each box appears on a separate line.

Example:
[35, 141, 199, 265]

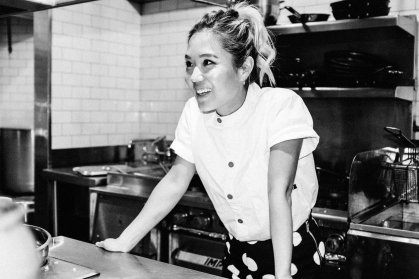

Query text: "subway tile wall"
[0, 17, 34, 129]
[50, 0, 142, 149]
[1, 0, 419, 149]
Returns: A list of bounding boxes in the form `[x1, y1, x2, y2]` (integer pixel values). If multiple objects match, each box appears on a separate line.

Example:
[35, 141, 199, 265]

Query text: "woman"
[96, 3, 324, 279]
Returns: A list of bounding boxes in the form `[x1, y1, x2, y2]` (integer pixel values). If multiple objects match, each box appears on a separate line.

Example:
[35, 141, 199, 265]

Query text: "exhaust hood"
[0, 0, 98, 18]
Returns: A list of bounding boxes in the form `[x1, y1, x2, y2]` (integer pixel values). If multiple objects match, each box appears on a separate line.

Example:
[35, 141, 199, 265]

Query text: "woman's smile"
[185, 29, 246, 115]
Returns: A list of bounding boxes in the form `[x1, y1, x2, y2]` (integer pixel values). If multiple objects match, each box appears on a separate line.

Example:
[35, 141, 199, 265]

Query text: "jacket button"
[238, 219, 243, 224]
[228, 162, 234, 167]
[227, 194, 233, 199]
[217, 118, 222, 123]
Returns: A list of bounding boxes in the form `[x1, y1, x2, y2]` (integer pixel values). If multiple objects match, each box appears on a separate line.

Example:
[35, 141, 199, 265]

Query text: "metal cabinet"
[89, 192, 162, 260]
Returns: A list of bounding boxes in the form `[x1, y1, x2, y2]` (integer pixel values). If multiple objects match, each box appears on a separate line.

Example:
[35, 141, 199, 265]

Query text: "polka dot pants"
[221, 216, 325, 279]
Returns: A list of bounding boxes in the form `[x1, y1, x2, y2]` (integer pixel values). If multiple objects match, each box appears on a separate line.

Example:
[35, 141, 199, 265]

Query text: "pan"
[283, 6, 329, 24]
[384, 127, 416, 148]
[330, 0, 390, 10]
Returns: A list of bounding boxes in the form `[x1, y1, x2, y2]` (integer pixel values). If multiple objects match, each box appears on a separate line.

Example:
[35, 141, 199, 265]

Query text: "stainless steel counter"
[47, 236, 223, 279]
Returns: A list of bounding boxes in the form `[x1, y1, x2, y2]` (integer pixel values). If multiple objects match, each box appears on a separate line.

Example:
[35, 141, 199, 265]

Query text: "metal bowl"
[24, 224, 52, 267]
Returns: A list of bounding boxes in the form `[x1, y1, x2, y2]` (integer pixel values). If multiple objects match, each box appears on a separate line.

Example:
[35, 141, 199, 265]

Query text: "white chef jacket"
[170, 83, 319, 242]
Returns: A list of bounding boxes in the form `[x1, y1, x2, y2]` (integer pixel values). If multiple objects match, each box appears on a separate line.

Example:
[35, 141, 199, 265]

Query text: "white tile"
[108, 134, 125, 145]
[90, 135, 108, 146]
[391, 0, 416, 12]
[116, 123, 132, 133]
[62, 48, 83, 61]
[61, 98, 82, 110]
[52, 85, 72, 98]
[62, 22, 83, 36]
[62, 123, 82, 135]
[54, 60, 73, 73]
[91, 111, 109, 122]
[99, 123, 117, 134]
[62, 73, 83, 86]
[91, 88, 109, 99]
[81, 123, 100, 135]
[52, 123, 62, 136]
[72, 135, 91, 147]
[52, 136, 72, 149]
[52, 111, 72, 123]
[72, 111, 91, 123]
[81, 99, 101, 111]
[100, 100, 117, 111]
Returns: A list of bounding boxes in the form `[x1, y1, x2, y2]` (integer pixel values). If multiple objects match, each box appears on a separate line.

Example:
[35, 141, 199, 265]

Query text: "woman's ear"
[239, 56, 254, 83]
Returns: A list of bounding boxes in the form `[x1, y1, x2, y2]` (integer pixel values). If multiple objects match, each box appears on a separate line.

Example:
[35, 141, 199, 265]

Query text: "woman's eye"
[203, 60, 214, 66]
[185, 61, 193, 68]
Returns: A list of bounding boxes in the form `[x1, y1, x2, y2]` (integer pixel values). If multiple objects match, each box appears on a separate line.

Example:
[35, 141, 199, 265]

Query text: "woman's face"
[185, 30, 246, 115]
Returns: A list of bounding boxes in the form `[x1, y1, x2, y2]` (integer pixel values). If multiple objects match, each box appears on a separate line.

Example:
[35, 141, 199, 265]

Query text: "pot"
[25, 224, 52, 267]
[283, 6, 329, 23]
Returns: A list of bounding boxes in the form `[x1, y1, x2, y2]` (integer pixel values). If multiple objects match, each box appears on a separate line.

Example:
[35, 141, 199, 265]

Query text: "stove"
[346, 148, 419, 279]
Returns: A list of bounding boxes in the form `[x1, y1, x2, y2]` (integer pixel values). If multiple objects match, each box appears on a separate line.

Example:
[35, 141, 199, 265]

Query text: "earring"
[242, 80, 246, 85]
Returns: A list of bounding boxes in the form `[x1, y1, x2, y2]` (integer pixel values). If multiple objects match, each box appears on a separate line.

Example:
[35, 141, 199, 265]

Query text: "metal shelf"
[289, 86, 414, 101]
[267, 15, 417, 36]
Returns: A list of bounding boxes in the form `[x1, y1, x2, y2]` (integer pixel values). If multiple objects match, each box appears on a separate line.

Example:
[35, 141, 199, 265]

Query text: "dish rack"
[392, 148, 419, 202]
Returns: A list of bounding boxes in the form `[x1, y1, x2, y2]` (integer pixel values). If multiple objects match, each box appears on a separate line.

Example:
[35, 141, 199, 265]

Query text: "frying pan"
[330, 0, 390, 10]
[283, 6, 329, 24]
[384, 127, 416, 148]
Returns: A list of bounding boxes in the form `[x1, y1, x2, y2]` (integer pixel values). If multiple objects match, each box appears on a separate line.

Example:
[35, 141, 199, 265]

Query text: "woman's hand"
[95, 238, 130, 253]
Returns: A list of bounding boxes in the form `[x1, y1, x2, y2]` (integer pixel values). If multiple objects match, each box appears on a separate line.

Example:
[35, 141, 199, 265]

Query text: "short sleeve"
[170, 99, 195, 164]
[268, 93, 319, 159]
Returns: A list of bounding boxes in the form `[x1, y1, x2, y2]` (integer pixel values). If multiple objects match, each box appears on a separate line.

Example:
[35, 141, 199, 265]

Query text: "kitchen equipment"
[324, 50, 403, 87]
[283, 6, 329, 23]
[72, 164, 132, 176]
[384, 127, 416, 148]
[346, 148, 419, 279]
[330, 0, 391, 20]
[25, 224, 52, 267]
[330, 0, 390, 10]
[190, 0, 281, 26]
[0, 128, 34, 194]
[332, 7, 390, 20]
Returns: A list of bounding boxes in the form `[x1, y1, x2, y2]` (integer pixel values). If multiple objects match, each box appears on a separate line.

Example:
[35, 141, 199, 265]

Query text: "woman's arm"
[268, 138, 303, 279]
[95, 155, 196, 252]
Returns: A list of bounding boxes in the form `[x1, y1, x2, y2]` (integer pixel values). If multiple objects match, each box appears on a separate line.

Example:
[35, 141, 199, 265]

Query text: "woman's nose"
[191, 66, 204, 82]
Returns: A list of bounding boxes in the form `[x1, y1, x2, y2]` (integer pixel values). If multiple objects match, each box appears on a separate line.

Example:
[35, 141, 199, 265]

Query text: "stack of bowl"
[330, 0, 390, 20]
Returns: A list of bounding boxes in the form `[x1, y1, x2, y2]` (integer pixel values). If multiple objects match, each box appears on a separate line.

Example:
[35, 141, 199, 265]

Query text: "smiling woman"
[184, 30, 249, 115]
[96, 3, 322, 279]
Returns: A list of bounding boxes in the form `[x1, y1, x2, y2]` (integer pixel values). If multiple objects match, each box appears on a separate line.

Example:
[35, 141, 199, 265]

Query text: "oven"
[163, 204, 227, 276]
[346, 148, 419, 279]
[312, 166, 349, 276]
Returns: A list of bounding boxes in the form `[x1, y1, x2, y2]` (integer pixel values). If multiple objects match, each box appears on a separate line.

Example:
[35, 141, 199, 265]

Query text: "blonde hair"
[188, 2, 277, 86]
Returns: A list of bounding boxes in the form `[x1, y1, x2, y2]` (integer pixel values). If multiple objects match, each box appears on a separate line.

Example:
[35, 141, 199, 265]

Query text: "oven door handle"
[348, 229, 419, 245]
[172, 225, 227, 240]
[172, 249, 223, 270]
